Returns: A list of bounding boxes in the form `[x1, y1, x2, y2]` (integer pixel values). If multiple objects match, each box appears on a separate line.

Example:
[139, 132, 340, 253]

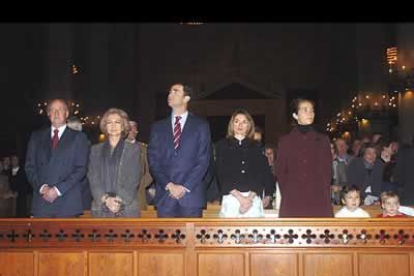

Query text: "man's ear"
[292, 113, 298, 120]
[184, 95, 191, 103]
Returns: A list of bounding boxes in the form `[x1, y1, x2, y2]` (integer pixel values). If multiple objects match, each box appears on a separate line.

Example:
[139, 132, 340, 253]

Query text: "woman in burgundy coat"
[275, 98, 333, 217]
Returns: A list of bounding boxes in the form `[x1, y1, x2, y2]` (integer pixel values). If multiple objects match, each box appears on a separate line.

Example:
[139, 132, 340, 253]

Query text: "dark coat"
[347, 157, 384, 198]
[397, 147, 414, 204]
[215, 137, 274, 197]
[275, 127, 332, 217]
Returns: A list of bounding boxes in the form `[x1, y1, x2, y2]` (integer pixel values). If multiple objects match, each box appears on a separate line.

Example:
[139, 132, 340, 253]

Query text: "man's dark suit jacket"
[148, 113, 211, 212]
[25, 126, 89, 217]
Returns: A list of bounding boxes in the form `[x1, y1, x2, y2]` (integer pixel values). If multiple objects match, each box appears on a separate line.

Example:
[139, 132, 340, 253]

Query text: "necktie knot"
[175, 116, 181, 124]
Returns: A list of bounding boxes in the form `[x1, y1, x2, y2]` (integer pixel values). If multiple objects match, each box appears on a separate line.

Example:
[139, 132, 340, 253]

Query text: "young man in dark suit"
[148, 83, 211, 218]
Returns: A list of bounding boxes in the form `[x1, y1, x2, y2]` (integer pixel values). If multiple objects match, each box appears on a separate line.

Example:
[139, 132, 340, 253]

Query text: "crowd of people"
[1, 82, 414, 219]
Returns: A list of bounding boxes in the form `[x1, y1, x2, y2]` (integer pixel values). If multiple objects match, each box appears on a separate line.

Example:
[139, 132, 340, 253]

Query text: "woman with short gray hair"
[88, 108, 141, 217]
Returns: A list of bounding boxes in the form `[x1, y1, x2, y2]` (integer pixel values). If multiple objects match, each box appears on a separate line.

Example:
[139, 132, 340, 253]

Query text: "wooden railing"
[1, 217, 414, 276]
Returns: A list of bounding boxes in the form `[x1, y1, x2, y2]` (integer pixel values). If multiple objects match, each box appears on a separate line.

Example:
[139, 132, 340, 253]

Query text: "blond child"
[377, 191, 406, 218]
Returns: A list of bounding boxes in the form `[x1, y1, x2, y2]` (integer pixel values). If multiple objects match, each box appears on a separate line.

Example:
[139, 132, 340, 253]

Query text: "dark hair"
[264, 143, 276, 151]
[359, 142, 377, 157]
[173, 83, 193, 98]
[340, 185, 360, 205]
[254, 125, 264, 135]
[290, 98, 315, 114]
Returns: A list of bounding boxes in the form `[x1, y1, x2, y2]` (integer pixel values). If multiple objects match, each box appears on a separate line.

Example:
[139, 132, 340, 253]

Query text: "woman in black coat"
[215, 109, 274, 218]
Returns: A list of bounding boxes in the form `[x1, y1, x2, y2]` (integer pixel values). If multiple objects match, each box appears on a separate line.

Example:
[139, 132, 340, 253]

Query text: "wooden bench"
[137, 204, 387, 218]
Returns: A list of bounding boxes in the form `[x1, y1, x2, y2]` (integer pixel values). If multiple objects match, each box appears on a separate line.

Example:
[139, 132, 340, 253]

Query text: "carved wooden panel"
[303, 253, 353, 276]
[38, 252, 85, 276]
[89, 252, 133, 276]
[194, 224, 414, 247]
[0, 220, 187, 248]
[250, 253, 297, 276]
[0, 252, 33, 276]
[198, 253, 244, 276]
[358, 253, 410, 276]
[138, 253, 184, 276]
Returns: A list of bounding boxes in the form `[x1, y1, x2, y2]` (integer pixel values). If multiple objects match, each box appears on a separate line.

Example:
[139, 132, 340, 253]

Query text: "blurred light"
[99, 134, 106, 142]
[402, 65, 406, 70]
[365, 95, 370, 99]
[404, 91, 414, 99]
[74, 110, 79, 115]
[361, 119, 369, 125]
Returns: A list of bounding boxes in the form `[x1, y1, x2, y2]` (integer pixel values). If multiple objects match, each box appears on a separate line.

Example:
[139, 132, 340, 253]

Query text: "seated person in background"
[335, 185, 370, 218]
[126, 120, 154, 211]
[377, 191, 406, 218]
[347, 143, 384, 206]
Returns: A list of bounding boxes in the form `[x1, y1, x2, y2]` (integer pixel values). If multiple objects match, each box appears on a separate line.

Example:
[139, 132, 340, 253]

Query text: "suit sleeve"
[88, 146, 106, 204]
[55, 132, 89, 195]
[148, 124, 172, 189]
[182, 122, 211, 192]
[25, 131, 40, 191]
[117, 145, 142, 205]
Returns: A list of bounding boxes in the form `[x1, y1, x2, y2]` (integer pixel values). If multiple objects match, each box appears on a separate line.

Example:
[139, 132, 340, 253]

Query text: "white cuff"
[39, 184, 48, 194]
[54, 186, 62, 196]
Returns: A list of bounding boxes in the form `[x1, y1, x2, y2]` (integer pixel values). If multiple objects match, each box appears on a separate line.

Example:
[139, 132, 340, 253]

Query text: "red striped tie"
[173, 116, 182, 149]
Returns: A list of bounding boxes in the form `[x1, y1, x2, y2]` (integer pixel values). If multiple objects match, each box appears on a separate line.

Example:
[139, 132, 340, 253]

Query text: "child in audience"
[335, 185, 370, 218]
[377, 191, 406, 218]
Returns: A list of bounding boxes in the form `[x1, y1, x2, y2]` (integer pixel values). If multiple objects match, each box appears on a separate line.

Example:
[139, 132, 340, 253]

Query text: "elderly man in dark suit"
[148, 83, 211, 218]
[25, 99, 89, 218]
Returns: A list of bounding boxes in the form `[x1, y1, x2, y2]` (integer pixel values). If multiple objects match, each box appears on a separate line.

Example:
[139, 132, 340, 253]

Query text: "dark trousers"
[157, 197, 203, 218]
